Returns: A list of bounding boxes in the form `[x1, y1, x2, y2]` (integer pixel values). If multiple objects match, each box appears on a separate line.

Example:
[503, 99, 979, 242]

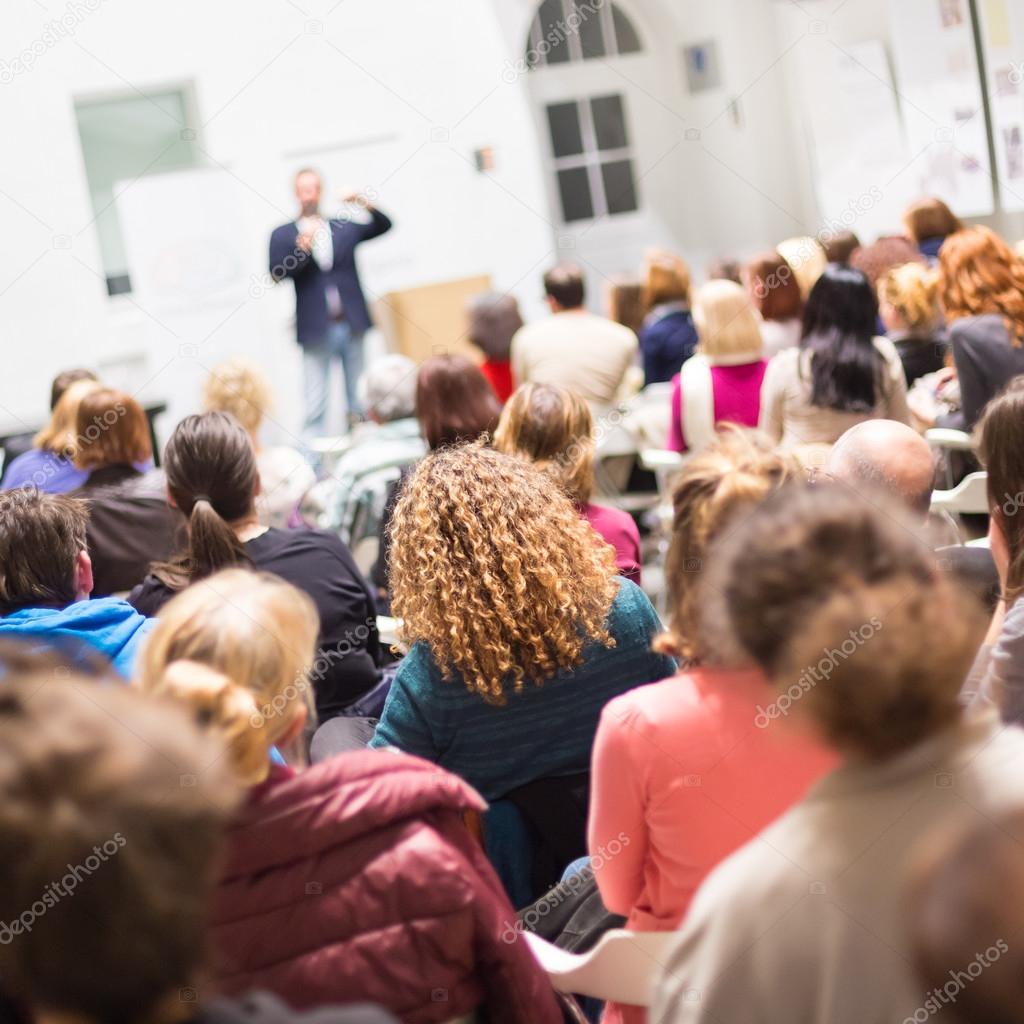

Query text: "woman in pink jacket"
[136, 569, 562, 1024]
[588, 430, 836, 1024]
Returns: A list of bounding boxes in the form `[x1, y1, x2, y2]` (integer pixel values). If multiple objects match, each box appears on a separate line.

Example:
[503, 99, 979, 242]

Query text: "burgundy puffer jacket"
[209, 750, 561, 1024]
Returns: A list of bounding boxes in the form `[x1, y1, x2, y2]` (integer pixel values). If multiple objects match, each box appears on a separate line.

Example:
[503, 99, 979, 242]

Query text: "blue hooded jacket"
[0, 598, 154, 677]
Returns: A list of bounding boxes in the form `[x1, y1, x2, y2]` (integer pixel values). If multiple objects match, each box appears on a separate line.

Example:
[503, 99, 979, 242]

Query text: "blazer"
[268, 208, 392, 343]
[941, 314, 1024, 430]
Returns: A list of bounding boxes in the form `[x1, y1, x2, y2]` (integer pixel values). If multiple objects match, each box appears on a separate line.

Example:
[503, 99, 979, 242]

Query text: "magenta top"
[581, 502, 642, 586]
[667, 360, 768, 452]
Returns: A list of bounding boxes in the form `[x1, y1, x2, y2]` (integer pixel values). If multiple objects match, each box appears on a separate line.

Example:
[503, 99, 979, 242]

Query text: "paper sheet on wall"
[977, 0, 1024, 211]
[888, 0, 995, 217]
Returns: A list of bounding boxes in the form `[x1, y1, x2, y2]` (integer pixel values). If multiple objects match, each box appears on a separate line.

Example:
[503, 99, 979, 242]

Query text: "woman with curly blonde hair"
[876, 262, 947, 386]
[370, 443, 674, 801]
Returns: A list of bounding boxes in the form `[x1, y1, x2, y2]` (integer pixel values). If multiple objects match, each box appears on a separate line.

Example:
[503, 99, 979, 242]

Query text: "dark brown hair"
[903, 196, 963, 244]
[50, 368, 98, 412]
[543, 263, 585, 309]
[821, 230, 861, 265]
[151, 412, 256, 591]
[707, 484, 978, 758]
[0, 490, 88, 614]
[73, 387, 152, 471]
[744, 250, 803, 322]
[850, 235, 926, 287]
[415, 354, 501, 450]
[0, 663, 238, 1022]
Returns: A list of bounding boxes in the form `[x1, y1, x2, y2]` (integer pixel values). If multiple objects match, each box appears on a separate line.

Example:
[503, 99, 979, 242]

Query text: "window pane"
[75, 90, 199, 295]
[611, 4, 642, 54]
[537, 0, 572, 64]
[591, 94, 629, 151]
[576, 2, 607, 59]
[558, 166, 595, 222]
[601, 159, 638, 214]
[546, 101, 584, 158]
[525, 17, 542, 68]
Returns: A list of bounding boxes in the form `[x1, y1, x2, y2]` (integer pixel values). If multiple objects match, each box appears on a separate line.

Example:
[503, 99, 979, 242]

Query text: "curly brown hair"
[389, 443, 619, 703]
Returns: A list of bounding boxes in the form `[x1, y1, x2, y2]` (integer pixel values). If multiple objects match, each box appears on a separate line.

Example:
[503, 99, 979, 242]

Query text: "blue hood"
[0, 598, 154, 678]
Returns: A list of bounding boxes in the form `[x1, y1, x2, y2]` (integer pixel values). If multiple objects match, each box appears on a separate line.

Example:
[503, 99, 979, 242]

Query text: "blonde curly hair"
[389, 443, 619, 704]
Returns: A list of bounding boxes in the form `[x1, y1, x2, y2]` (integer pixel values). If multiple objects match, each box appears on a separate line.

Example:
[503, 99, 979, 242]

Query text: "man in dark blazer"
[269, 168, 393, 433]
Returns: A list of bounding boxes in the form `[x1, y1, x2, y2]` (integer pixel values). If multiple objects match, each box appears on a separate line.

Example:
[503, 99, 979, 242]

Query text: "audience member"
[203, 358, 314, 528]
[775, 236, 827, 298]
[850, 234, 925, 288]
[821, 229, 861, 265]
[743, 250, 803, 357]
[936, 225, 1024, 430]
[903, 196, 963, 262]
[653, 484, 1021, 1024]
[877, 262, 947, 385]
[589, 432, 835, 1024]
[1, 378, 100, 493]
[705, 257, 742, 285]
[667, 279, 766, 453]
[760, 263, 910, 448]
[128, 411, 381, 721]
[49, 366, 99, 409]
[0, 490, 152, 675]
[494, 383, 641, 584]
[511, 263, 638, 408]
[637, 250, 698, 385]
[370, 444, 674, 801]
[606, 275, 646, 338]
[137, 570, 561, 1023]
[466, 292, 523, 402]
[69, 387, 182, 596]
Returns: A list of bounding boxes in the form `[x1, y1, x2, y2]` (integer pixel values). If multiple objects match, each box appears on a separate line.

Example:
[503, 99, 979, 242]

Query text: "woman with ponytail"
[129, 411, 382, 722]
[586, 430, 835, 1024]
[137, 570, 562, 1024]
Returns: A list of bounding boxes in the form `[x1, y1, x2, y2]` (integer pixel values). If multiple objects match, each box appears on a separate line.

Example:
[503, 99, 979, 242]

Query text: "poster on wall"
[977, 0, 1024, 211]
[888, 0, 995, 217]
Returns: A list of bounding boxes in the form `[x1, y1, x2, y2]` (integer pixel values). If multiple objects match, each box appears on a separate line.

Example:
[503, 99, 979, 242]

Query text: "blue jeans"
[302, 320, 365, 433]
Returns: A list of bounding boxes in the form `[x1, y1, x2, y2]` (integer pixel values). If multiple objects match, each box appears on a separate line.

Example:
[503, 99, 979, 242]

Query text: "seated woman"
[588, 431, 836, 1024]
[653, 484, 1024, 1023]
[743, 250, 803, 358]
[667, 279, 767, 454]
[129, 411, 381, 721]
[876, 262, 947, 386]
[637, 250, 698, 385]
[136, 569, 561, 1024]
[759, 263, 910, 448]
[70, 387, 183, 595]
[1, 377, 100, 492]
[903, 195, 963, 262]
[203, 358, 314, 528]
[466, 291, 523, 402]
[494, 383, 642, 585]
[935, 226, 1024, 430]
[370, 444, 675, 801]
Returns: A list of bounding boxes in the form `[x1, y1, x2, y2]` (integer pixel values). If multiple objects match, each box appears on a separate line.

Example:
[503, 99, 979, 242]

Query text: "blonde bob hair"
[33, 378, 102, 457]
[389, 443, 619, 704]
[877, 262, 941, 333]
[493, 383, 595, 504]
[203, 358, 273, 435]
[693, 279, 764, 362]
[136, 569, 319, 785]
[776, 236, 828, 298]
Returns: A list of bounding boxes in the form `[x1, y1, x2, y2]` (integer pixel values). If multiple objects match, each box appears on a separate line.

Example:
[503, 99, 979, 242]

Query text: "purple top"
[667, 360, 768, 453]
[0, 449, 89, 493]
[582, 502, 642, 586]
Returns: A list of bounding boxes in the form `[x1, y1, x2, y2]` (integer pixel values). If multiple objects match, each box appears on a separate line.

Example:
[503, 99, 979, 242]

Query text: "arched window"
[525, 0, 642, 70]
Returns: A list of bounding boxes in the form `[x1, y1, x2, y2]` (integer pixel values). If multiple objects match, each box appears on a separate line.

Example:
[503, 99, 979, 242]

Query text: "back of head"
[358, 352, 418, 423]
[939, 226, 1024, 342]
[0, 657, 237, 1022]
[50, 367, 98, 412]
[744, 250, 803, 323]
[465, 292, 523, 363]
[906, 810, 1024, 1024]
[877, 261, 941, 334]
[202, 358, 272, 436]
[903, 196, 963, 244]
[802, 263, 882, 413]
[705, 484, 978, 758]
[389, 443, 618, 703]
[821, 229, 861, 265]
[136, 568, 319, 785]
[659, 429, 798, 663]
[643, 250, 691, 309]
[493, 383, 594, 503]
[74, 387, 152, 471]
[706, 258, 742, 285]
[979, 379, 1024, 604]
[34, 378, 102, 457]
[826, 419, 936, 520]
[850, 234, 925, 287]
[776, 236, 827, 298]
[0, 490, 87, 615]
[415, 354, 501, 450]
[693, 279, 763, 362]
[606, 276, 645, 334]
[543, 263, 586, 310]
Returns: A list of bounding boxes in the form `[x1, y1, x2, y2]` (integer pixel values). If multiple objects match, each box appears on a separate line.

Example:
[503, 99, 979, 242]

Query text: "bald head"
[826, 420, 935, 520]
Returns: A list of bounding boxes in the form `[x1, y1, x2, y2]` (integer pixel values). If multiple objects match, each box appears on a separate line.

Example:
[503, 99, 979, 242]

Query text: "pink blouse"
[667, 360, 768, 452]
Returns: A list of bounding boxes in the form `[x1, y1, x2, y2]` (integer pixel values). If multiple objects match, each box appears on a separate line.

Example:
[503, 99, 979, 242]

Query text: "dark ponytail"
[150, 412, 258, 590]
